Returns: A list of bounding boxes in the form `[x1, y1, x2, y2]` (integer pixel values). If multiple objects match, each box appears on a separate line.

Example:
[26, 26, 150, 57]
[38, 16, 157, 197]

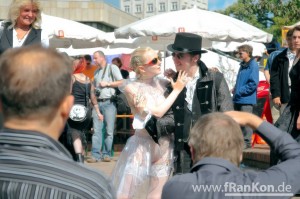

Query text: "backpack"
[109, 65, 131, 114]
[113, 90, 131, 114]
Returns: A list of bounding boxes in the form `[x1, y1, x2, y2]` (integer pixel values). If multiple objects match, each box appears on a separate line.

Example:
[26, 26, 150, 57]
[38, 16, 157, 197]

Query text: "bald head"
[0, 45, 72, 120]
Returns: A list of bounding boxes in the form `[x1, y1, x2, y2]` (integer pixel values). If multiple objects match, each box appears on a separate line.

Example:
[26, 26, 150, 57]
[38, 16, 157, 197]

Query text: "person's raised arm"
[225, 111, 262, 130]
[125, 71, 188, 118]
[150, 71, 187, 118]
[226, 111, 300, 196]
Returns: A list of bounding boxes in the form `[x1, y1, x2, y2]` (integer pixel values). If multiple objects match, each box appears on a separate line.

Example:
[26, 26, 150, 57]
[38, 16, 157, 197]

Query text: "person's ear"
[239, 153, 243, 163]
[193, 54, 200, 63]
[190, 145, 195, 162]
[138, 65, 146, 74]
[60, 95, 74, 121]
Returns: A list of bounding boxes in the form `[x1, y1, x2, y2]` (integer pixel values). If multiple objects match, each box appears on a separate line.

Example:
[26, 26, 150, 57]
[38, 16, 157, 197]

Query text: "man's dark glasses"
[172, 52, 184, 59]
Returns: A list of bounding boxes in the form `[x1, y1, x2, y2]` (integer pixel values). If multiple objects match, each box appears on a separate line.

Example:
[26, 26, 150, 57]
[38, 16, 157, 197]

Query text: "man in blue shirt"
[233, 44, 259, 149]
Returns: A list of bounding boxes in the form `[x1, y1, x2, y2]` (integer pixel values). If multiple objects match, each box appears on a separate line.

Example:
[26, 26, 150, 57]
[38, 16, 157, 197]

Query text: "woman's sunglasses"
[144, 56, 162, 66]
[172, 52, 184, 59]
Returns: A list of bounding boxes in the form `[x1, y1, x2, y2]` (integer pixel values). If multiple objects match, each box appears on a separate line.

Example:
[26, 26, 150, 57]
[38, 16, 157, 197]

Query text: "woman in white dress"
[111, 47, 188, 199]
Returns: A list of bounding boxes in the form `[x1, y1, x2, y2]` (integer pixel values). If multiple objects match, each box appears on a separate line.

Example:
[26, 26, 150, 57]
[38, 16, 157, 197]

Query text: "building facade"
[0, 0, 138, 32]
[120, 0, 208, 19]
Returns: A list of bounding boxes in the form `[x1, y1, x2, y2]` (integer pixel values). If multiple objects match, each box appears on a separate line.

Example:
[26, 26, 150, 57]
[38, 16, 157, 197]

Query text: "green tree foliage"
[220, 0, 300, 43]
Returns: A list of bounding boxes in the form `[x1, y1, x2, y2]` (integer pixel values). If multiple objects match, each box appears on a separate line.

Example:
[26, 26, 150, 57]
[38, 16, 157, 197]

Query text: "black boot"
[76, 154, 84, 163]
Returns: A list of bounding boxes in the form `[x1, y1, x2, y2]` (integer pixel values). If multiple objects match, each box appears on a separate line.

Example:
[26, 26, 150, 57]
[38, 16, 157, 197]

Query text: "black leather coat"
[167, 61, 233, 150]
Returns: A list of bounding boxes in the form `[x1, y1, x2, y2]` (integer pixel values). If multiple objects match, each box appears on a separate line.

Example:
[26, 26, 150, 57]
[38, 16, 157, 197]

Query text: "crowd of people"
[1, 0, 300, 199]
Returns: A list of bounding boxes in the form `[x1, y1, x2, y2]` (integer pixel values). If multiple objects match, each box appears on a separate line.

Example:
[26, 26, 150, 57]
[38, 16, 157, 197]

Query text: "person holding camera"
[87, 50, 123, 163]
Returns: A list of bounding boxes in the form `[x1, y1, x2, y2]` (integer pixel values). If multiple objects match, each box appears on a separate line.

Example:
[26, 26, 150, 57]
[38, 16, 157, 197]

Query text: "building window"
[124, 5, 130, 13]
[159, 3, 165, 12]
[147, 3, 154, 12]
[171, 2, 178, 11]
[136, 4, 141, 13]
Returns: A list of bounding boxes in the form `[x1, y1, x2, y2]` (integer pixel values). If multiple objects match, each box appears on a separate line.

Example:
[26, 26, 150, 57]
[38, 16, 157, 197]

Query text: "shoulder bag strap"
[93, 64, 108, 88]
[101, 64, 108, 80]
[109, 64, 115, 81]
[109, 65, 119, 96]
[85, 76, 88, 107]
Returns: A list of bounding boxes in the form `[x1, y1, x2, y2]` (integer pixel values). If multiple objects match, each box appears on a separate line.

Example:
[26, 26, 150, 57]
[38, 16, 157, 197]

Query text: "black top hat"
[167, 32, 207, 54]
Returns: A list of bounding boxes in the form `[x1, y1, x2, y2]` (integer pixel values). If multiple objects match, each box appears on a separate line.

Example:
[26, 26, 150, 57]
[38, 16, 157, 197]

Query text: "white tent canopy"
[114, 7, 273, 43]
[41, 13, 113, 49]
[212, 41, 267, 57]
[284, 21, 300, 29]
[105, 32, 212, 51]
[57, 47, 134, 57]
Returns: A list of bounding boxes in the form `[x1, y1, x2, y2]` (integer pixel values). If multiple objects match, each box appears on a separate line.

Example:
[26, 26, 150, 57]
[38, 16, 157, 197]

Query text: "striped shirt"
[0, 128, 115, 199]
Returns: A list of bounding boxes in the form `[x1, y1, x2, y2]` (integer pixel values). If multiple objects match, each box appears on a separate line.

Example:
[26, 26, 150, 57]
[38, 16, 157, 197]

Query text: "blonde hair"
[130, 47, 153, 74]
[8, 0, 42, 29]
[189, 113, 244, 166]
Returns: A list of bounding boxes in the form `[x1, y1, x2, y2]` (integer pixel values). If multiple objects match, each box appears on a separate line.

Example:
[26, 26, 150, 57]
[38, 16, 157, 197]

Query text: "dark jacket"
[162, 122, 300, 199]
[168, 61, 233, 151]
[289, 58, 300, 111]
[0, 22, 42, 55]
[270, 48, 291, 104]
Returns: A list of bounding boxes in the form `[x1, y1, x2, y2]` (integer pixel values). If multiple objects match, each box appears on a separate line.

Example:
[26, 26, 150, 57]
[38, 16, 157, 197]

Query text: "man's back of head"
[0, 45, 75, 140]
[189, 112, 244, 166]
[0, 45, 115, 199]
[0, 45, 72, 122]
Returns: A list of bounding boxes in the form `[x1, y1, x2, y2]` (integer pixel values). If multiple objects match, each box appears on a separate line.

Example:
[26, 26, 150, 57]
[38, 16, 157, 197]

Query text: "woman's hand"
[133, 92, 147, 109]
[170, 70, 188, 92]
[209, 67, 219, 72]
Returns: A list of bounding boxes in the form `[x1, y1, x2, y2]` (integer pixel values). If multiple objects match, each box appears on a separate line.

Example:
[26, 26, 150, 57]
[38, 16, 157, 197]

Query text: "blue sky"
[103, 0, 119, 8]
[208, 0, 237, 11]
[103, 0, 237, 11]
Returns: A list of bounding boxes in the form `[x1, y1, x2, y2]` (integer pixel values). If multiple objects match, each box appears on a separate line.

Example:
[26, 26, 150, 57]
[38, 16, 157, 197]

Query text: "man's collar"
[0, 128, 72, 158]
[240, 58, 254, 67]
[190, 157, 242, 173]
[287, 48, 296, 55]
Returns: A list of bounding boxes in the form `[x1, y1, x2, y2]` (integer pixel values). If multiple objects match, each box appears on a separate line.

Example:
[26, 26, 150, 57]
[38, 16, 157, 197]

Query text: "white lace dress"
[111, 78, 174, 199]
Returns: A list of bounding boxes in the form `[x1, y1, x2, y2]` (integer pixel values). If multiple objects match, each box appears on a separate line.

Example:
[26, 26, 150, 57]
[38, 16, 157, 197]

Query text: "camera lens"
[95, 88, 101, 97]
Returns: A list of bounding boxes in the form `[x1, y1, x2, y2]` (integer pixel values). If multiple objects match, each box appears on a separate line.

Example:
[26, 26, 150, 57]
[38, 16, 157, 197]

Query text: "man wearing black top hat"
[165, 32, 233, 174]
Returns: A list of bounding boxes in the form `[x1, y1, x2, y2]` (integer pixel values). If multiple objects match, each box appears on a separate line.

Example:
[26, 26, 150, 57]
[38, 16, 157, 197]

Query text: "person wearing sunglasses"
[82, 54, 98, 81]
[111, 47, 188, 199]
[164, 32, 233, 174]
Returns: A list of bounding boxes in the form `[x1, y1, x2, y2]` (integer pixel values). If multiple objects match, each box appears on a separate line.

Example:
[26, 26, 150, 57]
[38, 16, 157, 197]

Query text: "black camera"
[95, 88, 101, 97]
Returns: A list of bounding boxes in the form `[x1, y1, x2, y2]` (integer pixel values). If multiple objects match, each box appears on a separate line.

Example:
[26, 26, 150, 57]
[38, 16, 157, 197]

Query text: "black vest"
[0, 23, 42, 55]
